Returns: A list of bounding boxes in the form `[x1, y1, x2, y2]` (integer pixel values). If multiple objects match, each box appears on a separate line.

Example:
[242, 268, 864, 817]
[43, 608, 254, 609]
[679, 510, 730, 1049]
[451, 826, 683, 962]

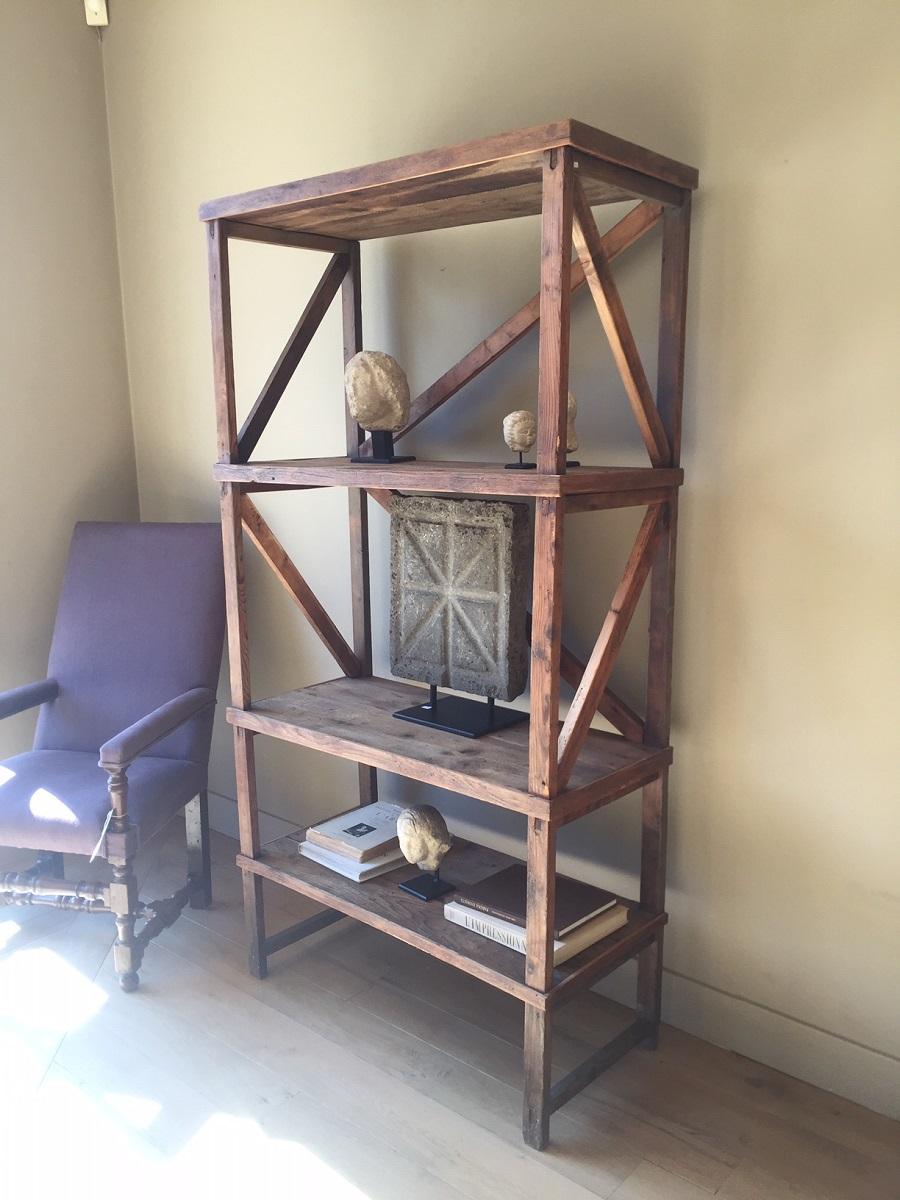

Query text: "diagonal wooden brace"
[572, 182, 671, 467]
[238, 252, 349, 462]
[557, 505, 665, 787]
[525, 613, 645, 743]
[241, 496, 362, 677]
[358, 201, 662, 454]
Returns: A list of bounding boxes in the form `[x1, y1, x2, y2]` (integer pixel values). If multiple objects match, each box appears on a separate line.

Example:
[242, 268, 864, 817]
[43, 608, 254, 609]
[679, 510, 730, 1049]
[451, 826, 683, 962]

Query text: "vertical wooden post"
[638, 194, 691, 1046]
[236, 727, 267, 979]
[207, 220, 237, 463]
[522, 1003, 552, 1150]
[525, 816, 557, 990]
[221, 483, 267, 977]
[536, 147, 574, 475]
[522, 150, 573, 1146]
[636, 772, 667, 1043]
[523, 814, 556, 1150]
[529, 147, 573, 801]
[342, 241, 378, 806]
[210, 221, 267, 978]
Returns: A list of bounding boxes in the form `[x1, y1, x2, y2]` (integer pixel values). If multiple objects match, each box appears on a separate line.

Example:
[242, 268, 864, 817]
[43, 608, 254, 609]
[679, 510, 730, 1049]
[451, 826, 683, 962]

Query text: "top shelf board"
[198, 119, 698, 241]
[214, 458, 683, 499]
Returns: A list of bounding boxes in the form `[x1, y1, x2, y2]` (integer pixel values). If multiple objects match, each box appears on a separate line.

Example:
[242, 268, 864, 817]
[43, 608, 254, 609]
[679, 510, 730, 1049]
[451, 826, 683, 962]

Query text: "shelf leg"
[523, 815, 556, 1147]
[234, 726, 267, 979]
[636, 772, 668, 1046]
[523, 1004, 552, 1150]
[342, 238, 378, 807]
[243, 873, 268, 981]
[636, 936, 664, 1050]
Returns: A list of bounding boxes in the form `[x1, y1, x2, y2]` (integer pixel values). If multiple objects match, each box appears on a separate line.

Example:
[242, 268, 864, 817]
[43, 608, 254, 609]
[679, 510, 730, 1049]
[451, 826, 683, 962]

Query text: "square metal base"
[393, 694, 528, 739]
[504, 461, 537, 469]
[350, 454, 416, 464]
[399, 872, 456, 901]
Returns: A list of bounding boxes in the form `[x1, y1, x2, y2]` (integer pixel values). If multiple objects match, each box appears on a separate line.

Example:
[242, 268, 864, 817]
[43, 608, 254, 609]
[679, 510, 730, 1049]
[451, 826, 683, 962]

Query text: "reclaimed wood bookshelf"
[201, 118, 696, 1151]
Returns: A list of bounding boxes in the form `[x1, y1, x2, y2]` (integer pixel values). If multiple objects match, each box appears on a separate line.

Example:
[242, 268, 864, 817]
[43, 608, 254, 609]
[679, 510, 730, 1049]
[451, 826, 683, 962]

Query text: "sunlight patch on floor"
[0, 918, 22, 949]
[0, 947, 107, 1032]
[170, 1114, 375, 1197]
[102, 1091, 163, 1130]
[3, 1069, 374, 1200]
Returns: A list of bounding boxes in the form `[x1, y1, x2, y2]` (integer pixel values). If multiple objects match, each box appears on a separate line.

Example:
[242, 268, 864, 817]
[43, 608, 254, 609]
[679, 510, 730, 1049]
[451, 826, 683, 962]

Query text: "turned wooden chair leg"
[110, 860, 140, 991]
[186, 790, 212, 910]
[104, 766, 142, 992]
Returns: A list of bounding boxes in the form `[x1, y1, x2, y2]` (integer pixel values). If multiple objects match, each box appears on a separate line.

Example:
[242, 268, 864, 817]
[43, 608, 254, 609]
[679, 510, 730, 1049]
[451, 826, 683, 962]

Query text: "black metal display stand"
[399, 869, 455, 902]
[351, 429, 415, 464]
[394, 684, 529, 739]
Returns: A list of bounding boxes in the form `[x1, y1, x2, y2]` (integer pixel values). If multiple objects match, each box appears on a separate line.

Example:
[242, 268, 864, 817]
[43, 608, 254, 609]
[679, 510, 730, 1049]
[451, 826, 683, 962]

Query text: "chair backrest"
[35, 523, 226, 765]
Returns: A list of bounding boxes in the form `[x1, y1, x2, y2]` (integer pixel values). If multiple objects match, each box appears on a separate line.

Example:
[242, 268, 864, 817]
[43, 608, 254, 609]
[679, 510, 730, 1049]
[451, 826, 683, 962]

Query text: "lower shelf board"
[240, 832, 666, 1009]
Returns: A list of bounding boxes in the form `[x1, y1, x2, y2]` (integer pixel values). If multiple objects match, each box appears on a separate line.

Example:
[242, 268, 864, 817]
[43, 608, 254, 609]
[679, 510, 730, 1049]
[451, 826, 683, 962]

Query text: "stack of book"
[445, 864, 628, 965]
[298, 802, 406, 881]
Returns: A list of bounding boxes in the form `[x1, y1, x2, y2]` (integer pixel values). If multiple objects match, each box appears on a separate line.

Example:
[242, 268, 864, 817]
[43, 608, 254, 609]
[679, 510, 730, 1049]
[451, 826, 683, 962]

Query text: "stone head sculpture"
[344, 350, 410, 433]
[396, 804, 455, 901]
[502, 409, 537, 469]
[566, 391, 579, 454]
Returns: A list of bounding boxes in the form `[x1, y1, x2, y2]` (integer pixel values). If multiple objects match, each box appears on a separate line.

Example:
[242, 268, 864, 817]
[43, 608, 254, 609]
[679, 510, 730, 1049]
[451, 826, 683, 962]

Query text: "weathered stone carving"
[344, 350, 410, 432]
[390, 495, 530, 701]
[567, 391, 579, 453]
[502, 409, 537, 453]
[397, 805, 452, 874]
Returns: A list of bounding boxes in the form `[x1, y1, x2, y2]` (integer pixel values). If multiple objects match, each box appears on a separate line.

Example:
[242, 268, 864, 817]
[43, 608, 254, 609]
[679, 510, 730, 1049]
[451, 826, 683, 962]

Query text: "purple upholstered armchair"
[0, 522, 225, 991]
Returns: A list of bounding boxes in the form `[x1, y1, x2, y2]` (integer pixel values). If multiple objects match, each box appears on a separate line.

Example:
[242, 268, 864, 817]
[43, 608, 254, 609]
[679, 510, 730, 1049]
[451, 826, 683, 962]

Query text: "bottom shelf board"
[241, 832, 665, 1008]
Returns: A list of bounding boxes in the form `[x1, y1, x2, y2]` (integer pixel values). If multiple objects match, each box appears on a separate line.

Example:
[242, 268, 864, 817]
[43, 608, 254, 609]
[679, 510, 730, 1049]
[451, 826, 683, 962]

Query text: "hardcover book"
[444, 901, 629, 965]
[306, 801, 403, 862]
[455, 863, 617, 937]
[298, 839, 405, 882]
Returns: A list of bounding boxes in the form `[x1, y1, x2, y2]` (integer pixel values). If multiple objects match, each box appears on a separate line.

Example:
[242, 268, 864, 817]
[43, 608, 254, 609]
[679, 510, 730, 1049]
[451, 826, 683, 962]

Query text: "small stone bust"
[344, 350, 410, 433]
[567, 391, 579, 453]
[397, 804, 452, 874]
[502, 409, 537, 454]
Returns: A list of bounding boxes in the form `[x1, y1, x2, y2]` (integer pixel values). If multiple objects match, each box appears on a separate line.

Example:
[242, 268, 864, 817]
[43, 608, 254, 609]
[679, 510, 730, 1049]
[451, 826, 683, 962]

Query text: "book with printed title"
[454, 863, 617, 937]
[444, 900, 629, 965]
[306, 801, 403, 862]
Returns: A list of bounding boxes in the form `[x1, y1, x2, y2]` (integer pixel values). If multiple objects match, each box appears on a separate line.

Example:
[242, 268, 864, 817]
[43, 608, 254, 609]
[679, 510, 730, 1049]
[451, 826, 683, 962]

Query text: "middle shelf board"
[214, 458, 684, 500]
[243, 831, 666, 1008]
[227, 676, 672, 822]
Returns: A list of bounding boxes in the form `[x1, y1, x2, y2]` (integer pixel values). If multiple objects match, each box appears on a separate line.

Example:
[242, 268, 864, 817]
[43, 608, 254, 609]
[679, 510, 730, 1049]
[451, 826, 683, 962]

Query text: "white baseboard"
[207, 788, 296, 846]
[205, 790, 900, 1120]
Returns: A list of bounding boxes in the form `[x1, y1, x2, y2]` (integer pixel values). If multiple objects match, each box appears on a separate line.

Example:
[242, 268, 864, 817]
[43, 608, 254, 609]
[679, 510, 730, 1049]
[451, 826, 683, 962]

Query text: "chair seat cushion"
[0, 750, 203, 855]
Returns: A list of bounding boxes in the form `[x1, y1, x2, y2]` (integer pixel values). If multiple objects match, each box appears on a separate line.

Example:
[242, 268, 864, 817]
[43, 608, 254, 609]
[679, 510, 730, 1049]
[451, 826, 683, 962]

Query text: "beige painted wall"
[99, 1, 899, 1115]
[0, 2, 137, 759]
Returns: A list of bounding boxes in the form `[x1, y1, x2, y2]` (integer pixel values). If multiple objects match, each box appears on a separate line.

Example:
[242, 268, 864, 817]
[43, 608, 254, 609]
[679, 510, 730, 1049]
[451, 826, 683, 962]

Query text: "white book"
[299, 838, 405, 883]
[444, 900, 629, 965]
[306, 801, 404, 862]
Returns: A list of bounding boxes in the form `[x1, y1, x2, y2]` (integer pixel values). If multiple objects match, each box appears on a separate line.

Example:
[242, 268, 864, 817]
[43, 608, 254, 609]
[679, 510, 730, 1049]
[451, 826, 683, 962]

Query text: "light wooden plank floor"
[1, 819, 898, 1200]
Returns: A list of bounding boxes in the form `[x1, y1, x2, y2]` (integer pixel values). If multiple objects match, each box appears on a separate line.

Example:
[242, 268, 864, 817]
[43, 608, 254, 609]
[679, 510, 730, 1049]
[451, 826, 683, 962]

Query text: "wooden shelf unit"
[203, 118, 696, 1151]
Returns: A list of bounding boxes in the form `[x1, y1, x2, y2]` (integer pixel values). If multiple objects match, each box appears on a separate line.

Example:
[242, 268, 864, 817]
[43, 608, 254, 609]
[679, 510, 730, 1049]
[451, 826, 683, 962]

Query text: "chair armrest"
[98, 688, 216, 770]
[0, 679, 59, 720]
